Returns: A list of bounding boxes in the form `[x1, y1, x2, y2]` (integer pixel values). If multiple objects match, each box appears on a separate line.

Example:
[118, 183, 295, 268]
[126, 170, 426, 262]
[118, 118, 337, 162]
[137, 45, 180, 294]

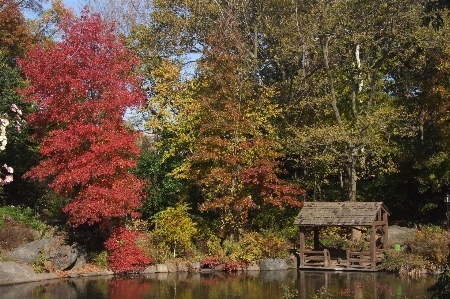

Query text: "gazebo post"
[299, 226, 305, 267]
[370, 224, 376, 270]
[383, 211, 389, 249]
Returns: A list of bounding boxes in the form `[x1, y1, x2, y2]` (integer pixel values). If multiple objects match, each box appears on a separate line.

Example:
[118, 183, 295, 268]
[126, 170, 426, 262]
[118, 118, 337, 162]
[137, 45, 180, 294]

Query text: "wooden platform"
[298, 249, 384, 272]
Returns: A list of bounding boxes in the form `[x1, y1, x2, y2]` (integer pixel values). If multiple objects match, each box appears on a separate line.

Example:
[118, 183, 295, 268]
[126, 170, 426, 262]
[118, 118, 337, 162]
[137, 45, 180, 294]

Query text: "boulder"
[285, 254, 298, 269]
[177, 262, 189, 272]
[259, 258, 288, 271]
[388, 225, 416, 247]
[245, 263, 260, 271]
[155, 263, 168, 273]
[7, 236, 79, 271]
[142, 265, 157, 274]
[8, 238, 51, 264]
[188, 262, 200, 272]
[0, 261, 59, 286]
[47, 244, 79, 270]
[166, 262, 177, 272]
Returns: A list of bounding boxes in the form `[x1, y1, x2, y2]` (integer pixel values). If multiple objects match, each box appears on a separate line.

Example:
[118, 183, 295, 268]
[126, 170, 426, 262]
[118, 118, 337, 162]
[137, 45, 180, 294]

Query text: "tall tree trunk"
[348, 153, 357, 202]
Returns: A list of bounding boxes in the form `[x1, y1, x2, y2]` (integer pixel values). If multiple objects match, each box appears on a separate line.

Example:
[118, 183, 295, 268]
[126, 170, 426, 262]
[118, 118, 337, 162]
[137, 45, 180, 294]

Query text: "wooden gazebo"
[293, 202, 390, 271]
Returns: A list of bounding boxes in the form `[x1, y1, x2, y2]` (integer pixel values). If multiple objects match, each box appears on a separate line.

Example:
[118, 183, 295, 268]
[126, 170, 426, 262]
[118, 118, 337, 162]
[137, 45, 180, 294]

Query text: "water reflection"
[0, 270, 435, 299]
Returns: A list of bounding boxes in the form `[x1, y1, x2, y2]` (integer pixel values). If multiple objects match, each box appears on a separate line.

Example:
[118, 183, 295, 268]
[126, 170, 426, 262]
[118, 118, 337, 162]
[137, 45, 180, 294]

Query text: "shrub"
[228, 232, 263, 263]
[205, 234, 226, 258]
[32, 250, 51, 273]
[88, 250, 109, 269]
[409, 225, 450, 266]
[152, 203, 197, 258]
[429, 244, 450, 298]
[260, 232, 289, 258]
[318, 227, 369, 251]
[141, 230, 170, 264]
[222, 260, 247, 272]
[104, 227, 152, 273]
[381, 249, 430, 275]
[200, 256, 222, 269]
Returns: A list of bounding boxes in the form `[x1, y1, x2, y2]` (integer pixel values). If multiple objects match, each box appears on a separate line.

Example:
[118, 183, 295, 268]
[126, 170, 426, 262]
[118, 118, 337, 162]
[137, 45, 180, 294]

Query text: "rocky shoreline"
[0, 225, 418, 286]
[0, 257, 297, 286]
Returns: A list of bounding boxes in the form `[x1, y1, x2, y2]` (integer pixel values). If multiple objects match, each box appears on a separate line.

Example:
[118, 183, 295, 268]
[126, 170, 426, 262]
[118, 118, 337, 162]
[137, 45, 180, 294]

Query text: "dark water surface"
[1, 270, 436, 299]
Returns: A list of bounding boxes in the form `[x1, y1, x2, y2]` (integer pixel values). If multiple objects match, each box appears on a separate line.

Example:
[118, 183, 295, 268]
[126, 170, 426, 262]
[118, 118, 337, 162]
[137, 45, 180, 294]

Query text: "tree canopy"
[18, 9, 146, 227]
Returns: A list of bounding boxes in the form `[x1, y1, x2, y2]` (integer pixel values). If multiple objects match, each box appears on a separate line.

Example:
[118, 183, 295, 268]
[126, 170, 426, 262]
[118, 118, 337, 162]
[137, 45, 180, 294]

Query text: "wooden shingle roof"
[293, 202, 390, 227]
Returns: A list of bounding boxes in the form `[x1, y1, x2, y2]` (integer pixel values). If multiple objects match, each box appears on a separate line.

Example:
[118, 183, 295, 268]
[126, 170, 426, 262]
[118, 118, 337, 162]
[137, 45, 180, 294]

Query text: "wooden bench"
[300, 249, 330, 267]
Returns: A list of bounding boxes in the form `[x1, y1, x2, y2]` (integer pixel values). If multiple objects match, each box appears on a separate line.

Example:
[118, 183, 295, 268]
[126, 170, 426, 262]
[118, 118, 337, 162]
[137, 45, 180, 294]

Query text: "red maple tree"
[18, 9, 146, 227]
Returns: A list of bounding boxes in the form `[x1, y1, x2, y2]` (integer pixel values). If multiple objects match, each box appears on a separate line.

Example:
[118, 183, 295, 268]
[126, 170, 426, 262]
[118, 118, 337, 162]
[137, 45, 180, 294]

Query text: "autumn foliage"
[104, 227, 151, 273]
[18, 10, 146, 227]
[0, 0, 31, 57]
[169, 16, 304, 236]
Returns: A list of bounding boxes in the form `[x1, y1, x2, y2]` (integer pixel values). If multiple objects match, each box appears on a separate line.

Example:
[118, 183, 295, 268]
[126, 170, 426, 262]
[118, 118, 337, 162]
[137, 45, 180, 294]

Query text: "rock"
[214, 264, 224, 271]
[156, 263, 168, 273]
[166, 262, 177, 272]
[388, 225, 416, 247]
[70, 246, 87, 270]
[100, 269, 114, 275]
[285, 255, 298, 269]
[8, 239, 51, 264]
[8, 236, 79, 271]
[245, 263, 260, 271]
[177, 262, 189, 272]
[142, 265, 157, 273]
[0, 261, 59, 286]
[188, 262, 200, 272]
[48, 244, 78, 271]
[259, 258, 288, 271]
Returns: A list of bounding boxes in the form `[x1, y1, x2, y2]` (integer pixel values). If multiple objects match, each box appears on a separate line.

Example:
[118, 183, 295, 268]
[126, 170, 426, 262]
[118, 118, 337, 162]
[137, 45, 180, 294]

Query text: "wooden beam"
[383, 224, 388, 250]
[299, 227, 305, 267]
[370, 225, 376, 269]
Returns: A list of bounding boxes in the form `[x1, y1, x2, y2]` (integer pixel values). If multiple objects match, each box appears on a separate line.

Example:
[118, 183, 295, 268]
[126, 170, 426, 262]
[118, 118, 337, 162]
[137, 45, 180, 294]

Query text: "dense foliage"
[3, 0, 450, 274]
[104, 226, 151, 273]
[18, 10, 146, 227]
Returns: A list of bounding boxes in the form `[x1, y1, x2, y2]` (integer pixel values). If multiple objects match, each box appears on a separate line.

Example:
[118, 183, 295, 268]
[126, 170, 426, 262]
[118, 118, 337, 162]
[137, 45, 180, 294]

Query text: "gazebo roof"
[293, 202, 390, 227]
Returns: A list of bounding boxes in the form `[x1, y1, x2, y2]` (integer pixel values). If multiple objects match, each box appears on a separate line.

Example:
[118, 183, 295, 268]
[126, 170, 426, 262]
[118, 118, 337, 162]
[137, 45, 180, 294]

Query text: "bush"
[205, 234, 226, 258]
[381, 249, 430, 275]
[32, 250, 51, 273]
[227, 232, 263, 263]
[409, 226, 450, 266]
[200, 256, 222, 269]
[152, 203, 197, 258]
[88, 250, 109, 269]
[429, 244, 450, 298]
[217, 231, 289, 264]
[105, 227, 152, 273]
[222, 260, 247, 272]
[141, 230, 170, 264]
[260, 232, 289, 258]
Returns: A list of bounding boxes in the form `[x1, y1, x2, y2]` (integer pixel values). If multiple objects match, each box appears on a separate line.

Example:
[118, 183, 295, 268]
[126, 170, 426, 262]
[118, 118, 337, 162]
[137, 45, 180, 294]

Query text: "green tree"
[278, 0, 426, 202]
[152, 203, 197, 258]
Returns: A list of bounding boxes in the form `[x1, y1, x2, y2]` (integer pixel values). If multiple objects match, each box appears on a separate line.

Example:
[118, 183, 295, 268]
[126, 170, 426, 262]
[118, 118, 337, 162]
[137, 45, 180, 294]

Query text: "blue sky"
[63, 0, 85, 15]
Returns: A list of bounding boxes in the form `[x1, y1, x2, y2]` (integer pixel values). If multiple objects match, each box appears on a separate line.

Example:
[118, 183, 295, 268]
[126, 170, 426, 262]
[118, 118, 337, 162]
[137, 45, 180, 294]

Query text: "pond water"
[1, 270, 436, 299]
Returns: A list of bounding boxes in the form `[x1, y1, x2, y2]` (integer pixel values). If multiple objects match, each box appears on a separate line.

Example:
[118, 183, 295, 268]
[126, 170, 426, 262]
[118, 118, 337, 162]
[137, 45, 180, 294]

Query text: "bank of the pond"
[0, 257, 296, 286]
